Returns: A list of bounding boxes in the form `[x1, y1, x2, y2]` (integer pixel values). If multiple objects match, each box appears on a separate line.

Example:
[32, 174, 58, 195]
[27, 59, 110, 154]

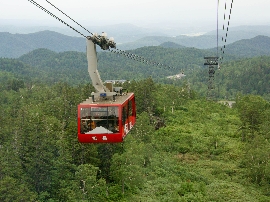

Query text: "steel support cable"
[45, 0, 94, 36]
[116, 49, 174, 69]
[220, 0, 227, 63]
[217, 0, 219, 62]
[109, 48, 174, 69]
[27, 0, 87, 38]
[108, 46, 165, 67]
[220, 0, 233, 65]
[119, 49, 171, 68]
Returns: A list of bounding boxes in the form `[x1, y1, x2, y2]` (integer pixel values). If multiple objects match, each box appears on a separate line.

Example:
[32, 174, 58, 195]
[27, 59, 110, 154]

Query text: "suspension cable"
[217, 0, 219, 58]
[219, 0, 234, 66]
[45, 0, 94, 36]
[27, 0, 87, 38]
[110, 48, 174, 69]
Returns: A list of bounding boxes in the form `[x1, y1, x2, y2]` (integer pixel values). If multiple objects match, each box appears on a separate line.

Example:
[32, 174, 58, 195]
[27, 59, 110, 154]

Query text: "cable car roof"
[79, 93, 134, 105]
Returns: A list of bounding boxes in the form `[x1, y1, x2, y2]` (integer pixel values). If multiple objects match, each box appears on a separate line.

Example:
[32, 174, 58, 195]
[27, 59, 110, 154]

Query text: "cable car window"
[128, 100, 133, 116]
[122, 105, 127, 125]
[80, 106, 119, 134]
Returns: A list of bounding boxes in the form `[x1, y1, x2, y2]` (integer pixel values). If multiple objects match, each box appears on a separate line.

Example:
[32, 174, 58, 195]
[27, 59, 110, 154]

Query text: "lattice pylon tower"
[204, 57, 219, 100]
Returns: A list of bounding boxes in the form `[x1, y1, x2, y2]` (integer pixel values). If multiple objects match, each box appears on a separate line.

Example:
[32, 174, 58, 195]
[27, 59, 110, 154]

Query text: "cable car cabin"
[78, 93, 136, 143]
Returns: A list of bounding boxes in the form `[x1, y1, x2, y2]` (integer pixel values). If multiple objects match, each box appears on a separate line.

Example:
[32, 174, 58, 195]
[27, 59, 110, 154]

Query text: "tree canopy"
[1, 44, 270, 201]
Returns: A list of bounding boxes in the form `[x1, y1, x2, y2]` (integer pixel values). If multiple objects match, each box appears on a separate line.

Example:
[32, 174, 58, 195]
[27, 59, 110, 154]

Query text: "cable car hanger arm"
[86, 34, 114, 93]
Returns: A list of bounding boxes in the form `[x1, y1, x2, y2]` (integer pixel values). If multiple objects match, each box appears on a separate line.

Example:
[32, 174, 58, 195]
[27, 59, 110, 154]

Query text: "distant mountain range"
[1, 24, 270, 58]
[119, 25, 270, 50]
[153, 35, 270, 59]
[118, 35, 218, 50]
[0, 31, 85, 58]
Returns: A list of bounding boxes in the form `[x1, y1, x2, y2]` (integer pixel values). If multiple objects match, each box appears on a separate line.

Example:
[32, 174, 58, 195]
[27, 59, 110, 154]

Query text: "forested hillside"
[1, 37, 270, 201]
[14, 46, 213, 84]
[209, 35, 270, 58]
[188, 56, 270, 100]
[1, 70, 270, 201]
[1, 46, 268, 100]
[217, 56, 270, 99]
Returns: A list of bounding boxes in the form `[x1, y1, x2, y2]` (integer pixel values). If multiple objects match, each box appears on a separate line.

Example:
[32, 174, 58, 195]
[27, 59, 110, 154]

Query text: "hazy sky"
[1, 0, 270, 28]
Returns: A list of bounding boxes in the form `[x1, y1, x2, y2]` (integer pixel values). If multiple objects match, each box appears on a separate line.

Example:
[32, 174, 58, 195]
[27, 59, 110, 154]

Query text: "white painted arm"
[86, 39, 108, 93]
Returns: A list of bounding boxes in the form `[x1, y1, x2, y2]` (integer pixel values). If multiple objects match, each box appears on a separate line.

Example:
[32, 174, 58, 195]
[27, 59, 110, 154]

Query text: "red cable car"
[78, 33, 136, 143]
[78, 93, 136, 143]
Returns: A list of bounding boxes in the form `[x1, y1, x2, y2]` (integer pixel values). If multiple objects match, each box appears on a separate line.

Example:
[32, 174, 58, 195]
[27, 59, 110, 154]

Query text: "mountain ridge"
[0, 30, 85, 58]
[1, 27, 270, 58]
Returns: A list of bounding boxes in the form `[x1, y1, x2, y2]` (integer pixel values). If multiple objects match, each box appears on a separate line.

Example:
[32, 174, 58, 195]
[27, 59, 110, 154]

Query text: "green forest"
[1, 45, 270, 201]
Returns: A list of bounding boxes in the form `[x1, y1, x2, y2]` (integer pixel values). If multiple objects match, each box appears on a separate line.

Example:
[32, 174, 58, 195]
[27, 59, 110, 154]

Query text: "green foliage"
[236, 95, 270, 192]
[4, 45, 210, 86]
[184, 56, 270, 100]
[1, 65, 270, 201]
[236, 94, 270, 140]
[222, 35, 270, 58]
[0, 176, 37, 201]
[207, 181, 260, 202]
[74, 164, 107, 201]
[3, 44, 270, 101]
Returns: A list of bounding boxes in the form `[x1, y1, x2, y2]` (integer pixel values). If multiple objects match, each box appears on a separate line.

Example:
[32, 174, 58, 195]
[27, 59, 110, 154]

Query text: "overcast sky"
[1, 0, 270, 29]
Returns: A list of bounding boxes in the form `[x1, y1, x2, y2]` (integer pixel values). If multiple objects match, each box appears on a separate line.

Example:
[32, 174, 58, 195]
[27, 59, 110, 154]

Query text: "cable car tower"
[204, 0, 219, 100]
[204, 0, 234, 100]
[204, 57, 219, 100]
